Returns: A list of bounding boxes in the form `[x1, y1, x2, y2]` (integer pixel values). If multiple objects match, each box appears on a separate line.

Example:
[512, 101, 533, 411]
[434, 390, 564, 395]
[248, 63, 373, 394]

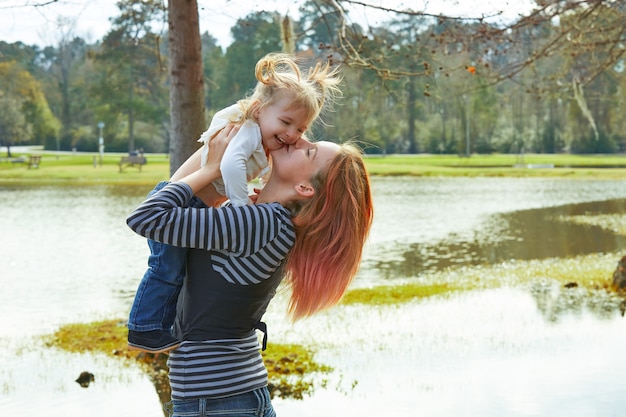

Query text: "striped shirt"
[168, 336, 268, 399]
[126, 182, 296, 399]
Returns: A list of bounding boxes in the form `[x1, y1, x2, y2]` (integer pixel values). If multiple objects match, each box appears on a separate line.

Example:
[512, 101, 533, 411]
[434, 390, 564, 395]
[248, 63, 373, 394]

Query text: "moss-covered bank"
[44, 320, 331, 402]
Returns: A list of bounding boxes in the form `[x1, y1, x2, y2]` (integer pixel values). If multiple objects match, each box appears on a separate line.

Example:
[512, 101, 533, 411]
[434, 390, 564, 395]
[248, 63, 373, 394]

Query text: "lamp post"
[97, 121, 105, 166]
[463, 95, 470, 157]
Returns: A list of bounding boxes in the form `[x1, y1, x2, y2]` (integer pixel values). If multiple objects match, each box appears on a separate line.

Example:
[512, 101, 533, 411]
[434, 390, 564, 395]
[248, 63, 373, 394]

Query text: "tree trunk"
[407, 76, 417, 154]
[167, 0, 205, 176]
[128, 70, 135, 153]
[60, 43, 71, 138]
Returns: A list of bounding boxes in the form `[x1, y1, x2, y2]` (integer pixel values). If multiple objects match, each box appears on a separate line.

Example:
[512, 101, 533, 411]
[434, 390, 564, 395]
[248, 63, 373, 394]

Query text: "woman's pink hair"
[285, 143, 374, 320]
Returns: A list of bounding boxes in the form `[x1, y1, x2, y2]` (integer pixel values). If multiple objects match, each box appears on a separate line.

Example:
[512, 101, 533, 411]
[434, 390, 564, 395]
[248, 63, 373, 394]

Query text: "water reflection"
[529, 281, 622, 323]
[1, 184, 152, 339]
[269, 287, 626, 417]
[374, 199, 626, 279]
[3, 178, 626, 417]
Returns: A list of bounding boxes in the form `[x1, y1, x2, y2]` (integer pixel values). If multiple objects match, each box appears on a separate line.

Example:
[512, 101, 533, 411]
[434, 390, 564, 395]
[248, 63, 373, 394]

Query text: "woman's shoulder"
[221, 202, 296, 247]
[263, 201, 290, 214]
[223, 201, 291, 222]
[253, 202, 292, 219]
[244, 202, 294, 231]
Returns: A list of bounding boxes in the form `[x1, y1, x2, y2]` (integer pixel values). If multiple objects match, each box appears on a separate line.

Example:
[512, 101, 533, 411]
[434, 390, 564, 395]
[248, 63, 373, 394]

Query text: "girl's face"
[255, 96, 310, 152]
[270, 139, 340, 185]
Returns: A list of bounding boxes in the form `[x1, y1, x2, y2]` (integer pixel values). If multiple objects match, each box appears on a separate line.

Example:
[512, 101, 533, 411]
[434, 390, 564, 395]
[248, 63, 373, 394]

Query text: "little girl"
[127, 52, 342, 352]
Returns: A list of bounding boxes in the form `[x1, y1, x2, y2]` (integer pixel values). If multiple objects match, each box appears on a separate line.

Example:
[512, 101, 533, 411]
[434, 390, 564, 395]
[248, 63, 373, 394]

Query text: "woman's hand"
[249, 187, 261, 204]
[177, 125, 236, 194]
[203, 124, 238, 174]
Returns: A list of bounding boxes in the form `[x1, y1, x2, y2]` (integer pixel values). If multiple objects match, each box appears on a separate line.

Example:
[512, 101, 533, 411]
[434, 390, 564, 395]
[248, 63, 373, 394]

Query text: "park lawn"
[0, 153, 171, 185]
[1, 151, 626, 183]
[364, 153, 626, 177]
[45, 319, 330, 400]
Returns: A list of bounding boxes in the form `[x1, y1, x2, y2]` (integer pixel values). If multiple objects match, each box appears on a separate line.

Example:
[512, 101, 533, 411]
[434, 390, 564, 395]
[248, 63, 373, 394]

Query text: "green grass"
[364, 153, 626, 177]
[341, 251, 621, 307]
[0, 153, 171, 185]
[2, 151, 626, 184]
[341, 282, 463, 305]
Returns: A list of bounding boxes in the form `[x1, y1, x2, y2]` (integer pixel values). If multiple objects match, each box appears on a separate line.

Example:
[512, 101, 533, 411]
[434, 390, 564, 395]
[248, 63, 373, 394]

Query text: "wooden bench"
[28, 155, 41, 169]
[118, 155, 147, 172]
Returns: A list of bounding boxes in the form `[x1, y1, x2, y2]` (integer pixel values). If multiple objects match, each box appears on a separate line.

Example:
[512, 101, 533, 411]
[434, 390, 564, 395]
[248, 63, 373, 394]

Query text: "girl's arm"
[173, 125, 238, 193]
[170, 147, 203, 182]
[219, 121, 260, 206]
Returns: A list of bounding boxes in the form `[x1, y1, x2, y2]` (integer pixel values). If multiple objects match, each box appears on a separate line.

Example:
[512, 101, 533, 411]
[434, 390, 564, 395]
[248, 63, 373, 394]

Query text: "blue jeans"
[127, 181, 206, 332]
[164, 387, 276, 417]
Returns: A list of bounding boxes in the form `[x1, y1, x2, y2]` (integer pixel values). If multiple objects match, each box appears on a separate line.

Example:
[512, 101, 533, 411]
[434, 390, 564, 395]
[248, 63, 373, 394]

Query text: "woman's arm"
[126, 125, 238, 246]
[127, 186, 290, 253]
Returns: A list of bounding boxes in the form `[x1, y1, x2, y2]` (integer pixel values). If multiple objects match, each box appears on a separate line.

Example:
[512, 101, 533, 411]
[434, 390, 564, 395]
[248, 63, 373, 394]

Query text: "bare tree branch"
[0, 0, 59, 9]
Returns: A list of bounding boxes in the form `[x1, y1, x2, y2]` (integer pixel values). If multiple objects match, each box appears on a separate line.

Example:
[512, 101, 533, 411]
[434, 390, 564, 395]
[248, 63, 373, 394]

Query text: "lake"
[1, 177, 625, 416]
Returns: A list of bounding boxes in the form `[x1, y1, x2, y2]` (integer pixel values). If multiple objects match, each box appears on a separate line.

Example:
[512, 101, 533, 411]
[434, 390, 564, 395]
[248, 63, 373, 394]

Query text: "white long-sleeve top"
[197, 104, 270, 206]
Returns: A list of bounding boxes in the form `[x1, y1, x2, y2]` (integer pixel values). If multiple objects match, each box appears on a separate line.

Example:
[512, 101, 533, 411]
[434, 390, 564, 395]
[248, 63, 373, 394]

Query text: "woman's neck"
[255, 179, 294, 206]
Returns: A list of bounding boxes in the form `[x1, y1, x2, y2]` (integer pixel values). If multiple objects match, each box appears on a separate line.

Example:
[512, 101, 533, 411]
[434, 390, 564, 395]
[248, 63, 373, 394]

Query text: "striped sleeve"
[127, 182, 295, 259]
[126, 182, 194, 245]
[210, 204, 296, 285]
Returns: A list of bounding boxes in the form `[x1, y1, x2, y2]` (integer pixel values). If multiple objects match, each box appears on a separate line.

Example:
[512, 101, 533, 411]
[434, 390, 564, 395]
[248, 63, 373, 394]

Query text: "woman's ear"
[294, 183, 315, 198]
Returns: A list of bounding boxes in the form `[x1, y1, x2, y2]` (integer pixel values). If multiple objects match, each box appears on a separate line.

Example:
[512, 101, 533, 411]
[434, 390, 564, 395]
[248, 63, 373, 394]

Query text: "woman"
[127, 52, 342, 353]
[126, 125, 373, 417]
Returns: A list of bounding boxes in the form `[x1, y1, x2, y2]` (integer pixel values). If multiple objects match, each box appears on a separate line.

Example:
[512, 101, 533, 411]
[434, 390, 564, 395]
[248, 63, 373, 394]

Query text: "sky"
[0, 0, 534, 49]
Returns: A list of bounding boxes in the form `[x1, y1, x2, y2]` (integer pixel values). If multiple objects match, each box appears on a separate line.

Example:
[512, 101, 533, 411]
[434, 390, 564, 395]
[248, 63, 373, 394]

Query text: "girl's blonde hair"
[286, 143, 374, 320]
[238, 53, 342, 127]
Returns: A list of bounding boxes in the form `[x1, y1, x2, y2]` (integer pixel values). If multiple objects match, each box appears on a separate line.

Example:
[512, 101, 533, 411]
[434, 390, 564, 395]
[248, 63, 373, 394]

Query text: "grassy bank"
[365, 153, 626, 178]
[2, 151, 626, 184]
[44, 319, 331, 400]
[341, 251, 622, 307]
[0, 153, 171, 185]
[341, 212, 626, 307]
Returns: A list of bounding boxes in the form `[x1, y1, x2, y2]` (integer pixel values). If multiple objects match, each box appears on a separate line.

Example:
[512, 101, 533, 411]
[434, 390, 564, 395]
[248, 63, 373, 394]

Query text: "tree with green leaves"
[0, 93, 31, 157]
[201, 32, 225, 112]
[218, 11, 284, 108]
[95, 0, 167, 153]
[325, 0, 626, 153]
[6, 0, 626, 162]
[0, 61, 60, 156]
[298, 0, 344, 50]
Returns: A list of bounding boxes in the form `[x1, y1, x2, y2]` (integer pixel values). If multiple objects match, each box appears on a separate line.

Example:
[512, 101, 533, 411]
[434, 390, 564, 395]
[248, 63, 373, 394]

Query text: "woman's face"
[270, 139, 340, 185]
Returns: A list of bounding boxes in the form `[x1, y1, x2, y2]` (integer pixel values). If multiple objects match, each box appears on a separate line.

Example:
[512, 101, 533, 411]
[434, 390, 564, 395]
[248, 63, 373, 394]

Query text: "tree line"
[1, 0, 624, 157]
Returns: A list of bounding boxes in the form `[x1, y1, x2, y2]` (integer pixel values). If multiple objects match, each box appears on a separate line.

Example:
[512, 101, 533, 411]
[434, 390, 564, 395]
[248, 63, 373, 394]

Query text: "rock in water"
[75, 371, 95, 388]
[613, 255, 626, 290]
